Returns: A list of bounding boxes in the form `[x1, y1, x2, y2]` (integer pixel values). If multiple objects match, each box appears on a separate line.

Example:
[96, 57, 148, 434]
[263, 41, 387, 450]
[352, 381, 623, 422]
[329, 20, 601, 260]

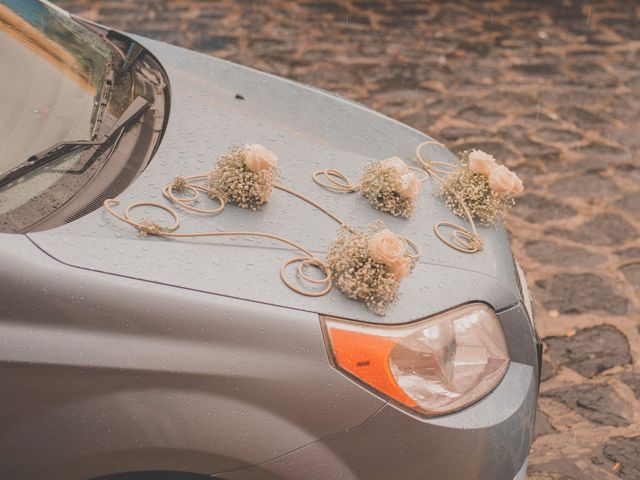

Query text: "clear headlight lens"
[322, 303, 510, 416]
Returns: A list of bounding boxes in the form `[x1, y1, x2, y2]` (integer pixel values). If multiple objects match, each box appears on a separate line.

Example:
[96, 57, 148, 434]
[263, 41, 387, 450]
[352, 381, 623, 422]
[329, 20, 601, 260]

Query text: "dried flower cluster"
[360, 157, 422, 218]
[208, 144, 278, 210]
[326, 222, 415, 315]
[440, 150, 523, 226]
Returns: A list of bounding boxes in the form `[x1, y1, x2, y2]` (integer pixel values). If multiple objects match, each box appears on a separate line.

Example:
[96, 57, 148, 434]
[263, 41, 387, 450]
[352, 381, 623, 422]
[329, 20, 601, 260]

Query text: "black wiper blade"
[104, 96, 150, 136]
[0, 97, 150, 189]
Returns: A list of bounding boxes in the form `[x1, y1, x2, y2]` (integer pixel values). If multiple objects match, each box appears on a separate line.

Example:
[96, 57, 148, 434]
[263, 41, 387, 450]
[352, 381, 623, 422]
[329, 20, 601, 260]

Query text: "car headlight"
[322, 303, 510, 416]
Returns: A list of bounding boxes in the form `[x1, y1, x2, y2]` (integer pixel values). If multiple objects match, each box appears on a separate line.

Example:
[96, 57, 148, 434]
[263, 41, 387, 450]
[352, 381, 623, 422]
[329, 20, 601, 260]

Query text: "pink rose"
[387, 256, 411, 280]
[259, 186, 274, 203]
[382, 157, 409, 177]
[369, 230, 411, 280]
[244, 144, 278, 172]
[369, 229, 404, 266]
[468, 150, 498, 176]
[488, 165, 524, 195]
[399, 172, 422, 200]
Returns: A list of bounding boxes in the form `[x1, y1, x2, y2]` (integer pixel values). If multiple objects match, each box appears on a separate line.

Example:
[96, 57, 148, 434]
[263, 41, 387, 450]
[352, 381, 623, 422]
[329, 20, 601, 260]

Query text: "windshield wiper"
[0, 96, 150, 189]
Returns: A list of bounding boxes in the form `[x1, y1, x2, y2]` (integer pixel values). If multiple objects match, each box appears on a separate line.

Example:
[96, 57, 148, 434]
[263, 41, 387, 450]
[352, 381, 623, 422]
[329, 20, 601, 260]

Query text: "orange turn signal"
[324, 323, 417, 408]
[322, 304, 510, 416]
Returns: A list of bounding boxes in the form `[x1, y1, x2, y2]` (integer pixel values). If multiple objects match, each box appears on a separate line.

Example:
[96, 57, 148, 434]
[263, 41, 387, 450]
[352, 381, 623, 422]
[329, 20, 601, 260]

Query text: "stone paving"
[58, 1, 640, 478]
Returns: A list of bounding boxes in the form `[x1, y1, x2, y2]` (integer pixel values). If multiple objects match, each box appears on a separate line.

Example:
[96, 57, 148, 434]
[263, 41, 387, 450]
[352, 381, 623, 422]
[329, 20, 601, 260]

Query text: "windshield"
[0, 0, 131, 231]
[0, 0, 113, 168]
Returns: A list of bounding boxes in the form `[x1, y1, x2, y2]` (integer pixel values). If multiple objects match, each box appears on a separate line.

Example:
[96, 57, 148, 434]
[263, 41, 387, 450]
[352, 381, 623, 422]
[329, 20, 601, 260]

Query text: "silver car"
[0, 1, 540, 479]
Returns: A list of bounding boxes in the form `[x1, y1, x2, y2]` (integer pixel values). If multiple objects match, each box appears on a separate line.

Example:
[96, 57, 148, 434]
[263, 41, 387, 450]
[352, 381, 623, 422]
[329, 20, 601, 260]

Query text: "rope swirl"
[312, 169, 359, 193]
[415, 141, 484, 254]
[105, 173, 421, 298]
[162, 174, 225, 215]
[310, 140, 484, 254]
[104, 191, 332, 297]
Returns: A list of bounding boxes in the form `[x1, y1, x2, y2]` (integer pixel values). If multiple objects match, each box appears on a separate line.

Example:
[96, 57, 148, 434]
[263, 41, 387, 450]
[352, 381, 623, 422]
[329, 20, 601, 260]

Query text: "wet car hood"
[29, 35, 520, 324]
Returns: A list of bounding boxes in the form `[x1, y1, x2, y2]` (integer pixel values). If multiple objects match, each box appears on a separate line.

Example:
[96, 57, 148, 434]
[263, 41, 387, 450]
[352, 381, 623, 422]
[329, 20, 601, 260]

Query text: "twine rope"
[415, 141, 484, 254]
[311, 140, 484, 254]
[274, 184, 419, 259]
[312, 168, 360, 193]
[275, 183, 355, 232]
[162, 174, 225, 215]
[104, 173, 421, 298]
[104, 198, 333, 297]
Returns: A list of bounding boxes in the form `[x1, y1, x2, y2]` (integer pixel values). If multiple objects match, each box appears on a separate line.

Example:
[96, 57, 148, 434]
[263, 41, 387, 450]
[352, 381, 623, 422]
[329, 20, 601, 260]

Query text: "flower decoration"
[488, 165, 524, 195]
[359, 157, 422, 218]
[208, 144, 278, 210]
[440, 149, 523, 226]
[326, 221, 417, 315]
[106, 141, 425, 316]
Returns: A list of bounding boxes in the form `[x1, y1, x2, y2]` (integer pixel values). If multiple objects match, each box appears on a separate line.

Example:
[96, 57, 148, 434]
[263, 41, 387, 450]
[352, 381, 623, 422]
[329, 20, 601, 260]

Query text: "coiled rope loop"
[312, 168, 359, 193]
[105, 163, 421, 297]
[105, 179, 332, 297]
[310, 140, 484, 254]
[414, 140, 484, 254]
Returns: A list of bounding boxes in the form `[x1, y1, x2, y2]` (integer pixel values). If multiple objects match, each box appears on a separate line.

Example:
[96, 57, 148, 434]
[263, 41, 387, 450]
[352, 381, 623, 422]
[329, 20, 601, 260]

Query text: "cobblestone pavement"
[58, 1, 640, 478]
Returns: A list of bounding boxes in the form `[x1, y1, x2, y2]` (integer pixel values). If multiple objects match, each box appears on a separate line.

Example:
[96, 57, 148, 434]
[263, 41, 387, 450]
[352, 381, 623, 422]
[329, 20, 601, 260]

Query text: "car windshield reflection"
[0, 0, 112, 172]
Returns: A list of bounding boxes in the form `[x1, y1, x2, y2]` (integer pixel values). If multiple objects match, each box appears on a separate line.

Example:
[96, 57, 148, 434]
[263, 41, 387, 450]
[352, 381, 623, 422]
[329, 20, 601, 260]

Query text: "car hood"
[28, 35, 520, 324]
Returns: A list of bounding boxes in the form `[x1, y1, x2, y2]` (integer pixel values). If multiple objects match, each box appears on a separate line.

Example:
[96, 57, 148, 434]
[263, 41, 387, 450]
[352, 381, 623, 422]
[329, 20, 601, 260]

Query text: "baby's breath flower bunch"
[440, 150, 524, 226]
[360, 157, 422, 218]
[208, 144, 278, 210]
[326, 221, 415, 315]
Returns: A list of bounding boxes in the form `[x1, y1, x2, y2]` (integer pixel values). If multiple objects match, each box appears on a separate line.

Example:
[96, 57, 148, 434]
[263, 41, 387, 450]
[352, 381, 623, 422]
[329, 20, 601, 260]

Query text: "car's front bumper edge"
[216, 359, 536, 480]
